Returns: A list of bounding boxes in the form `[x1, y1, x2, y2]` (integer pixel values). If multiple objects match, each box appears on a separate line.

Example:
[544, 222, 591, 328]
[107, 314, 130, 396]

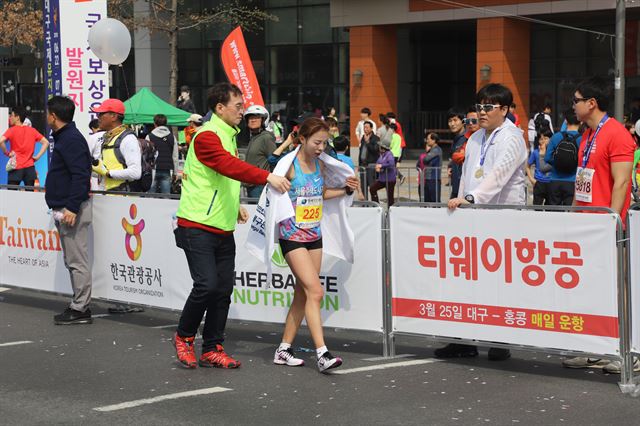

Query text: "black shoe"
[54, 308, 93, 325]
[487, 347, 511, 361]
[434, 343, 478, 358]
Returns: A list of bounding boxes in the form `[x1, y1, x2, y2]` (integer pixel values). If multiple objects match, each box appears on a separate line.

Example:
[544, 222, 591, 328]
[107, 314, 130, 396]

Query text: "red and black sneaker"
[173, 332, 197, 369]
[199, 344, 241, 369]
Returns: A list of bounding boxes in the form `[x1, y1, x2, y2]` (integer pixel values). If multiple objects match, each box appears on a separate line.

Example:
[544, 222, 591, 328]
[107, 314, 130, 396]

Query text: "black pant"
[532, 181, 550, 205]
[8, 166, 37, 187]
[175, 226, 236, 352]
[423, 179, 441, 203]
[370, 180, 396, 206]
[548, 180, 575, 206]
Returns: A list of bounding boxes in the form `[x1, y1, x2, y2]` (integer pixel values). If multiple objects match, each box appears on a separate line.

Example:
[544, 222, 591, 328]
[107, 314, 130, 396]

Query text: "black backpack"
[553, 132, 579, 174]
[104, 129, 156, 192]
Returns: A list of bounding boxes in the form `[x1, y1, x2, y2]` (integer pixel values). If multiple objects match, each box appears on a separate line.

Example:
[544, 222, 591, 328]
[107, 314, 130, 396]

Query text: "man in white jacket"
[439, 83, 528, 361]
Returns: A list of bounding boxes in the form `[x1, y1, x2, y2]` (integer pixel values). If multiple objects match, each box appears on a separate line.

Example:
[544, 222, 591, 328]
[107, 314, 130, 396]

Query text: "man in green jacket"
[172, 82, 290, 369]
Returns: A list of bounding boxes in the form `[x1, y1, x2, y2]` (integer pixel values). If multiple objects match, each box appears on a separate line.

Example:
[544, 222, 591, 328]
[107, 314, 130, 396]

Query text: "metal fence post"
[617, 214, 634, 392]
[382, 207, 395, 357]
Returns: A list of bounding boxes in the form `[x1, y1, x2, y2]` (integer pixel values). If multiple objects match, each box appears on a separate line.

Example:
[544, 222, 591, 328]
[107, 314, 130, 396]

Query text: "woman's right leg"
[284, 248, 326, 349]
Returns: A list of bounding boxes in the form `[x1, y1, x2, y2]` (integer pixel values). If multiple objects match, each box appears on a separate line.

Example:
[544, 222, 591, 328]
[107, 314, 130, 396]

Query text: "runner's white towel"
[245, 146, 355, 283]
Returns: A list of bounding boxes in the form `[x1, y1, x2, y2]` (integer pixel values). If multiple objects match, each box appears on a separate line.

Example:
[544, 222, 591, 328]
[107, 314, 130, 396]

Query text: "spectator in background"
[416, 132, 443, 202]
[386, 112, 406, 160]
[542, 110, 582, 206]
[333, 135, 354, 170]
[355, 107, 377, 142]
[184, 114, 203, 147]
[528, 104, 554, 142]
[447, 107, 467, 199]
[326, 106, 337, 121]
[44, 96, 93, 325]
[244, 105, 277, 198]
[464, 107, 480, 139]
[86, 118, 104, 190]
[147, 114, 177, 194]
[0, 105, 49, 187]
[526, 127, 553, 205]
[508, 103, 521, 127]
[177, 85, 196, 114]
[359, 120, 380, 195]
[267, 111, 284, 145]
[370, 138, 397, 206]
[562, 76, 636, 373]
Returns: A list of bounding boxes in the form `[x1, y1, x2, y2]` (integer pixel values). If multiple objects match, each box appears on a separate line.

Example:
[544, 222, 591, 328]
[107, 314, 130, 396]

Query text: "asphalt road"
[1, 286, 639, 426]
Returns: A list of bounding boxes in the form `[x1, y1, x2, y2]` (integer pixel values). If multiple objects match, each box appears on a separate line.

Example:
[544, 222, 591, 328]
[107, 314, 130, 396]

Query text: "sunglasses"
[464, 118, 478, 125]
[572, 97, 591, 105]
[475, 104, 503, 113]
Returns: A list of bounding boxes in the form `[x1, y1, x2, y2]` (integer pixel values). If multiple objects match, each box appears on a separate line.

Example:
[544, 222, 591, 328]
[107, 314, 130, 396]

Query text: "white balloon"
[88, 18, 131, 65]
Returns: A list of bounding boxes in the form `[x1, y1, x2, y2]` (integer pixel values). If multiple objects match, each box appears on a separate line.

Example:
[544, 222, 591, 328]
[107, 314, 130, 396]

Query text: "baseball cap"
[187, 113, 203, 124]
[91, 99, 125, 115]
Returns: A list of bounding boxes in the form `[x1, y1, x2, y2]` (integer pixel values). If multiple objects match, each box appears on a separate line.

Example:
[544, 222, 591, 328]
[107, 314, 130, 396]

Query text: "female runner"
[273, 117, 359, 373]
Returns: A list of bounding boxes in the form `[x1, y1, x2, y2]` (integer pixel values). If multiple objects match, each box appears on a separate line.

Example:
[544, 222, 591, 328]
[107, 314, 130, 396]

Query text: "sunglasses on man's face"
[475, 104, 503, 113]
[572, 97, 592, 105]
[464, 118, 478, 125]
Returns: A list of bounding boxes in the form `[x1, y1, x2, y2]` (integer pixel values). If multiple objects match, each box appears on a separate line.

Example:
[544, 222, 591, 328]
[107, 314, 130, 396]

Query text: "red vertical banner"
[220, 26, 265, 108]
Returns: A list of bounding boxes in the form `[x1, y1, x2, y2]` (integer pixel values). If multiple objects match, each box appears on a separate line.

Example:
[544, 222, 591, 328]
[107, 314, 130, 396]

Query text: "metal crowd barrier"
[2, 184, 640, 394]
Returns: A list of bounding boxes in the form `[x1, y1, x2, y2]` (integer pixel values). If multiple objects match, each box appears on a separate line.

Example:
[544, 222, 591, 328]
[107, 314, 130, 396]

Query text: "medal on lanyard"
[581, 114, 609, 168]
[476, 129, 501, 178]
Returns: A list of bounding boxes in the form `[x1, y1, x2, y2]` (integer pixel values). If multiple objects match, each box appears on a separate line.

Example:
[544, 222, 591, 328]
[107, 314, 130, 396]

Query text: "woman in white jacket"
[272, 118, 359, 373]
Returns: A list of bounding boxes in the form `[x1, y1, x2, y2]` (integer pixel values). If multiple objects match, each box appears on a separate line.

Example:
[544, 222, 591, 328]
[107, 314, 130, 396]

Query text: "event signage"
[390, 207, 620, 355]
[220, 26, 265, 109]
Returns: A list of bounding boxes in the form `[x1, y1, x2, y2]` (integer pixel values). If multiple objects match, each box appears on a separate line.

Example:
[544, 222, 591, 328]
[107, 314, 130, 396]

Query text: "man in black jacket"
[44, 96, 93, 325]
[358, 120, 379, 197]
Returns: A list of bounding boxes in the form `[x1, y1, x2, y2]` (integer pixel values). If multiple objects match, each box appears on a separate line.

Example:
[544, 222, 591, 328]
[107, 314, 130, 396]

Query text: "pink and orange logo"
[122, 204, 145, 261]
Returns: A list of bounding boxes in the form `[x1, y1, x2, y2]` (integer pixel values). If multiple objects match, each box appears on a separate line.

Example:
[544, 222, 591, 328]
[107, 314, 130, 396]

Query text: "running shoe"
[561, 357, 609, 369]
[54, 308, 93, 325]
[199, 344, 241, 368]
[173, 332, 197, 369]
[602, 358, 640, 374]
[317, 351, 342, 373]
[274, 347, 305, 367]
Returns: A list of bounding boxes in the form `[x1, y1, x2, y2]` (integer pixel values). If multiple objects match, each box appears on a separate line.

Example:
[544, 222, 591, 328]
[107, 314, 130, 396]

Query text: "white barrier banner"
[90, 196, 384, 332]
[390, 207, 620, 355]
[91, 195, 190, 309]
[0, 190, 71, 294]
[232, 205, 384, 332]
[630, 209, 640, 353]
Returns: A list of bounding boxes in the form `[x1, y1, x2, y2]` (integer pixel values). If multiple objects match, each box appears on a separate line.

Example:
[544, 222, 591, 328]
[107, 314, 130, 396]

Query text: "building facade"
[333, 0, 640, 147]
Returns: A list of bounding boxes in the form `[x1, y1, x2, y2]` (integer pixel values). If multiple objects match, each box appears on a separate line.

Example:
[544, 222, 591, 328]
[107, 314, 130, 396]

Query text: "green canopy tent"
[123, 87, 191, 127]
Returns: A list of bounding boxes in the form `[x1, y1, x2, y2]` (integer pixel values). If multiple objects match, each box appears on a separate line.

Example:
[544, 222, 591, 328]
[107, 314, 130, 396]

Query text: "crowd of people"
[1, 75, 639, 375]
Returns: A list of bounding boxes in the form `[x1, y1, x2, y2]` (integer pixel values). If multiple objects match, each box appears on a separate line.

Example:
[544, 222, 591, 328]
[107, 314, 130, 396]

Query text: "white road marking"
[92, 314, 111, 318]
[0, 341, 33, 347]
[332, 359, 441, 375]
[150, 324, 178, 329]
[93, 387, 232, 412]
[362, 354, 415, 362]
[0, 287, 11, 293]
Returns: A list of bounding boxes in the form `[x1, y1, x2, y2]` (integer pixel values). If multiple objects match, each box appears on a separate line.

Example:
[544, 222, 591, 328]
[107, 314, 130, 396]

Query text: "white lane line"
[92, 314, 111, 318]
[362, 353, 415, 362]
[0, 287, 11, 293]
[0, 341, 33, 347]
[332, 359, 441, 375]
[150, 324, 178, 329]
[93, 387, 232, 412]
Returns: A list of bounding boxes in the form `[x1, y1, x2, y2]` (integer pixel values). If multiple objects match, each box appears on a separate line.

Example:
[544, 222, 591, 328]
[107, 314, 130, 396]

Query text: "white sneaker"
[274, 347, 305, 367]
[562, 357, 609, 369]
[317, 351, 342, 373]
[602, 358, 640, 374]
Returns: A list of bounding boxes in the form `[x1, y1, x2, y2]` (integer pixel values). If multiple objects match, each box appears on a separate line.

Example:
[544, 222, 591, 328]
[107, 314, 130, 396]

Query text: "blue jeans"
[151, 170, 171, 194]
[174, 227, 236, 352]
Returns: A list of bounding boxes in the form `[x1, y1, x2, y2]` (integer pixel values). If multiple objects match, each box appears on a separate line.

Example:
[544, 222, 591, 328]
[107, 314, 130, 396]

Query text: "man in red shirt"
[0, 106, 49, 186]
[563, 76, 636, 372]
